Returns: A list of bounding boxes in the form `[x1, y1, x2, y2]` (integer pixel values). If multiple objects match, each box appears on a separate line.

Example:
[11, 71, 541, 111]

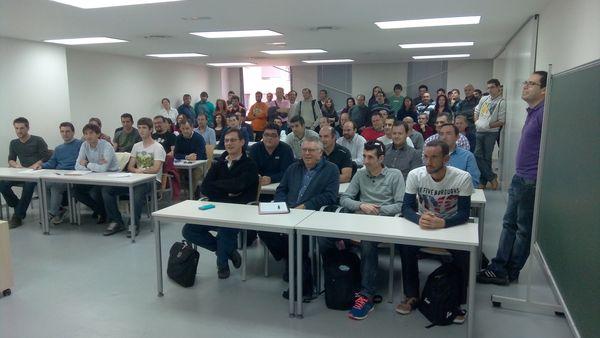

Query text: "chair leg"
[242, 230, 247, 282]
[388, 243, 395, 303]
[263, 243, 269, 277]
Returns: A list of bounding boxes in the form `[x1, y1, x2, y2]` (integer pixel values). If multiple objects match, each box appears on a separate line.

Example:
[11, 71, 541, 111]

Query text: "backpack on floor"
[419, 263, 461, 327]
[323, 249, 361, 310]
[167, 240, 199, 287]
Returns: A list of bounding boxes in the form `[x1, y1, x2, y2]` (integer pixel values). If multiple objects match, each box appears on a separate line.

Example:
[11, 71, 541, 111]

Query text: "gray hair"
[302, 134, 324, 150]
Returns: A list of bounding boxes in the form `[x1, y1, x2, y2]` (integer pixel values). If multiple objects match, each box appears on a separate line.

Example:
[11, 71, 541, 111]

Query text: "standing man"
[478, 71, 548, 285]
[349, 95, 370, 131]
[273, 87, 291, 128]
[1, 117, 49, 228]
[35, 122, 83, 225]
[285, 115, 319, 159]
[152, 115, 176, 156]
[415, 93, 436, 125]
[249, 123, 294, 187]
[290, 88, 322, 130]
[320, 141, 405, 320]
[319, 126, 354, 183]
[102, 118, 166, 237]
[337, 121, 367, 166]
[182, 128, 259, 279]
[388, 83, 405, 114]
[113, 113, 141, 152]
[402, 116, 424, 151]
[439, 124, 480, 186]
[456, 84, 480, 128]
[247, 91, 269, 141]
[396, 140, 473, 323]
[159, 98, 178, 122]
[361, 112, 386, 141]
[454, 115, 476, 153]
[413, 84, 428, 106]
[194, 92, 215, 127]
[177, 94, 196, 124]
[384, 121, 422, 180]
[216, 114, 250, 150]
[227, 95, 247, 118]
[474, 79, 505, 190]
[194, 112, 217, 146]
[423, 113, 471, 155]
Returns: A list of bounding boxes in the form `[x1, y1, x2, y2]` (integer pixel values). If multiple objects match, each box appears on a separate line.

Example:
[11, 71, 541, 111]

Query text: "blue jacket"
[448, 147, 480, 186]
[42, 139, 83, 170]
[174, 132, 207, 160]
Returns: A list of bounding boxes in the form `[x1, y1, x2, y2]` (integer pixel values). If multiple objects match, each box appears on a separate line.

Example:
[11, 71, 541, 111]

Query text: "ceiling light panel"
[207, 62, 256, 67]
[44, 37, 127, 45]
[375, 16, 481, 29]
[412, 54, 471, 60]
[399, 42, 474, 48]
[302, 59, 354, 64]
[261, 49, 327, 55]
[50, 0, 183, 9]
[147, 53, 207, 58]
[191, 30, 281, 38]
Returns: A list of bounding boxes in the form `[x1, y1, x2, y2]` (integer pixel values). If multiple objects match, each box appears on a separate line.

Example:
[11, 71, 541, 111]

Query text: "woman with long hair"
[397, 97, 418, 122]
[368, 85, 388, 108]
[321, 97, 338, 126]
[340, 97, 356, 116]
[213, 112, 225, 141]
[214, 99, 228, 120]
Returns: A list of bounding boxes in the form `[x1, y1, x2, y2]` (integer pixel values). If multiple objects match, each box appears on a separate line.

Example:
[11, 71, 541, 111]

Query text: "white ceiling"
[0, 0, 551, 66]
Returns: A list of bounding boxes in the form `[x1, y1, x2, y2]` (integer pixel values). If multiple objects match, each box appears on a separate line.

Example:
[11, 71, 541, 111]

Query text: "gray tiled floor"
[0, 190, 574, 338]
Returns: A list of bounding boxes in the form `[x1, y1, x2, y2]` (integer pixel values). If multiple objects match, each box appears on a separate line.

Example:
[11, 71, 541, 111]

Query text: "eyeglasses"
[522, 81, 542, 87]
[224, 138, 240, 143]
[262, 132, 278, 138]
[301, 148, 320, 153]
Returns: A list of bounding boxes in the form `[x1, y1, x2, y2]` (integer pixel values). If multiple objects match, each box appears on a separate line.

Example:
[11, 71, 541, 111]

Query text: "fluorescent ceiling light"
[261, 49, 327, 55]
[400, 42, 474, 49]
[146, 53, 207, 58]
[302, 59, 354, 64]
[412, 54, 470, 60]
[50, 0, 183, 9]
[191, 30, 281, 38]
[375, 16, 480, 29]
[206, 62, 256, 67]
[44, 37, 127, 45]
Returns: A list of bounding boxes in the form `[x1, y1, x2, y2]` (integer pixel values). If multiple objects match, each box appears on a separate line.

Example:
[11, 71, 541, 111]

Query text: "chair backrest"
[205, 144, 215, 171]
[255, 175, 262, 202]
[115, 152, 130, 171]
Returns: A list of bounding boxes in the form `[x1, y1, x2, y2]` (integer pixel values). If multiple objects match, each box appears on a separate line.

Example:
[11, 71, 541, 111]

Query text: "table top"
[152, 200, 315, 232]
[472, 188, 486, 205]
[40, 170, 156, 185]
[260, 182, 350, 195]
[173, 159, 208, 168]
[296, 211, 479, 248]
[0, 167, 49, 180]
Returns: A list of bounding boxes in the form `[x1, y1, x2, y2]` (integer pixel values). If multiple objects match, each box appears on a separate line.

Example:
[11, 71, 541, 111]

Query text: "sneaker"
[229, 249, 242, 269]
[395, 297, 418, 315]
[453, 309, 467, 324]
[103, 222, 125, 236]
[477, 269, 509, 285]
[217, 266, 230, 279]
[52, 208, 67, 225]
[9, 215, 23, 229]
[348, 294, 374, 320]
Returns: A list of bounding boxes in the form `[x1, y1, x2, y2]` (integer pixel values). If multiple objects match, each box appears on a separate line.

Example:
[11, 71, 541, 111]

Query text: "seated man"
[439, 123, 480, 186]
[182, 128, 259, 279]
[216, 114, 250, 150]
[337, 121, 366, 167]
[113, 113, 141, 153]
[378, 116, 414, 148]
[320, 141, 405, 320]
[319, 126, 354, 183]
[285, 115, 319, 158]
[35, 122, 83, 225]
[174, 118, 207, 199]
[152, 115, 176, 156]
[74, 123, 120, 225]
[260, 135, 339, 297]
[194, 112, 216, 146]
[423, 113, 470, 156]
[248, 123, 294, 187]
[454, 114, 476, 154]
[361, 112, 385, 141]
[396, 140, 473, 324]
[384, 121, 422, 180]
[402, 116, 425, 151]
[102, 118, 165, 237]
[1, 117, 49, 228]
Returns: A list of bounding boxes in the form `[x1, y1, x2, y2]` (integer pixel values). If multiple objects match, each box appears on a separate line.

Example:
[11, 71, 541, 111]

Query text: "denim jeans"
[101, 182, 152, 225]
[398, 245, 470, 304]
[489, 175, 537, 280]
[0, 180, 37, 219]
[182, 224, 239, 269]
[46, 182, 67, 216]
[318, 237, 379, 299]
[73, 184, 106, 218]
[475, 131, 499, 185]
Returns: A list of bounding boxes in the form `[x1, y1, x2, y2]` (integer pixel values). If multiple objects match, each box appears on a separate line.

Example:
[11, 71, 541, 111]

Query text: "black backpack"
[323, 249, 361, 310]
[419, 263, 461, 327]
[167, 240, 200, 288]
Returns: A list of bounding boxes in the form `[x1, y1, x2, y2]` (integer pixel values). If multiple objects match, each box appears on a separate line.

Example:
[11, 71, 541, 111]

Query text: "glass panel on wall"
[242, 66, 291, 106]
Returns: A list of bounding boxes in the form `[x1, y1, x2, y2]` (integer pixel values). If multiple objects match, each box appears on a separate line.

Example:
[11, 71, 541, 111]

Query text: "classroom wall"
[66, 49, 209, 137]
[290, 65, 318, 94]
[446, 59, 494, 94]
[351, 63, 408, 98]
[536, 0, 600, 74]
[0, 37, 71, 164]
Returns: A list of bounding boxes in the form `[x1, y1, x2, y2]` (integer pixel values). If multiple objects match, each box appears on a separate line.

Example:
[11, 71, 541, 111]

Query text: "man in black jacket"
[182, 128, 259, 279]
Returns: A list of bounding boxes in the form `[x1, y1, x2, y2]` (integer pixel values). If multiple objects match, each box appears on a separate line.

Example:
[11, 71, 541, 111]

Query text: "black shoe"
[126, 225, 140, 238]
[477, 269, 509, 285]
[97, 214, 107, 224]
[217, 267, 230, 279]
[103, 222, 125, 236]
[229, 250, 242, 269]
[8, 215, 23, 229]
[282, 289, 314, 302]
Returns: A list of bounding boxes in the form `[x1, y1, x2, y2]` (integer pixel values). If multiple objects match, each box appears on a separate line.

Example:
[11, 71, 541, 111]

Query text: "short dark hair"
[418, 84, 429, 91]
[82, 123, 101, 135]
[290, 115, 305, 126]
[302, 88, 312, 94]
[273, 116, 282, 122]
[255, 91, 262, 95]
[13, 117, 29, 128]
[533, 70, 548, 88]
[371, 111, 383, 119]
[224, 127, 243, 141]
[59, 122, 75, 131]
[437, 88, 446, 93]
[487, 78, 501, 87]
[183, 94, 191, 98]
[319, 89, 327, 95]
[179, 118, 193, 128]
[393, 83, 403, 91]
[452, 88, 460, 95]
[137, 117, 153, 130]
[153, 115, 166, 122]
[228, 90, 235, 95]
[121, 113, 133, 122]
[344, 120, 357, 130]
[392, 120, 409, 133]
[440, 123, 459, 135]
[264, 123, 280, 134]
[426, 139, 449, 157]
[200, 91, 208, 97]
[88, 117, 102, 127]
[197, 112, 208, 120]
[364, 140, 386, 158]
[230, 95, 240, 102]
[474, 89, 482, 95]
[437, 112, 453, 122]
[161, 97, 170, 104]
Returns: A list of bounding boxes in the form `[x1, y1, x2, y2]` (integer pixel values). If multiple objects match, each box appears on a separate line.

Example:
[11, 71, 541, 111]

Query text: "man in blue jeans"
[319, 140, 405, 320]
[478, 71, 547, 285]
[182, 128, 259, 279]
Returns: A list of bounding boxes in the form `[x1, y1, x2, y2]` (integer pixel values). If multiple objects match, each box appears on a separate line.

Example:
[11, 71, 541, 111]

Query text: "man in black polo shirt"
[152, 115, 176, 156]
[248, 123, 294, 187]
[319, 126, 354, 183]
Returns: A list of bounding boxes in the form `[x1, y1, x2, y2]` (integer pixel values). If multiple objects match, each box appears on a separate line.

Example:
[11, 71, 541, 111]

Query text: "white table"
[152, 200, 315, 317]
[294, 211, 479, 338]
[0, 168, 48, 223]
[471, 189, 487, 266]
[261, 182, 350, 195]
[173, 160, 208, 199]
[39, 170, 157, 242]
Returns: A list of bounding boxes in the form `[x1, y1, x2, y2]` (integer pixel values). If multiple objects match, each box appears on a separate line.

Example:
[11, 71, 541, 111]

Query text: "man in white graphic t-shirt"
[395, 139, 473, 324]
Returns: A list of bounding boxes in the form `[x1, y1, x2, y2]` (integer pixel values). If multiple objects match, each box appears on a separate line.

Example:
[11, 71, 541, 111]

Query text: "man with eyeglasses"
[478, 71, 548, 286]
[320, 140, 405, 320]
[474, 79, 505, 190]
[216, 114, 250, 150]
[182, 128, 259, 279]
[249, 123, 294, 187]
[422, 113, 470, 163]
